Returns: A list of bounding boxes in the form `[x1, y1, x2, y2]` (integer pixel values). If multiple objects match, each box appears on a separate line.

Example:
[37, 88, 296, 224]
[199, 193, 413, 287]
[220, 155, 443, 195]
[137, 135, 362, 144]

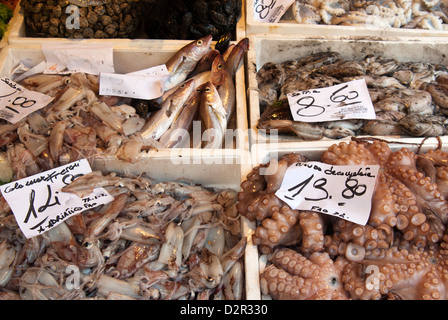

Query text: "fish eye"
[197, 40, 203, 46]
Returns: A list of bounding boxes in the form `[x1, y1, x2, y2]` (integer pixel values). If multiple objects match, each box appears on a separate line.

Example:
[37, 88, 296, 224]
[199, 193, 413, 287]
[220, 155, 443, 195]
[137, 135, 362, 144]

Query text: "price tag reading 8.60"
[286, 79, 376, 123]
[0, 77, 54, 124]
[275, 161, 380, 226]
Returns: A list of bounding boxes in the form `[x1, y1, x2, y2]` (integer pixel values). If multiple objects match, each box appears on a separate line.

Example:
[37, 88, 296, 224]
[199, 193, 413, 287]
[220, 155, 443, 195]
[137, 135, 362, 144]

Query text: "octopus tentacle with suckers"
[239, 138, 448, 299]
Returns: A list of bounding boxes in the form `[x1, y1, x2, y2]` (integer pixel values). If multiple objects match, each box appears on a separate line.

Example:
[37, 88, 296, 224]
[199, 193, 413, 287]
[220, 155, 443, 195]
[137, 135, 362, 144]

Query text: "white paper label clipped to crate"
[0, 77, 54, 123]
[253, 0, 295, 23]
[42, 44, 115, 75]
[0, 159, 114, 238]
[286, 79, 376, 122]
[99, 65, 170, 99]
[275, 161, 379, 225]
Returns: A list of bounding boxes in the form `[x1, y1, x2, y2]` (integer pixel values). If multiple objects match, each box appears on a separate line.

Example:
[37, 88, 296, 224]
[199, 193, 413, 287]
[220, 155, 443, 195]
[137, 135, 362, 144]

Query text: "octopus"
[342, 232, 448, 300]
[238, 138, 448, 299]
[256, 51, 448, 141]
[260, 248, 349, 300]
[286, 0, 448, 30]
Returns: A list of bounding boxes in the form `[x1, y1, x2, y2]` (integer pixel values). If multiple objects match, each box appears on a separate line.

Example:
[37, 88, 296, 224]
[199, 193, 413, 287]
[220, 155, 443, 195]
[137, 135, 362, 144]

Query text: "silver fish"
[139, 78, 196, 143]
[165, 35, 213, 90]
[200, 82, 227, 149]
[214, 55, 236, 123]
[158, 84, 204, 148]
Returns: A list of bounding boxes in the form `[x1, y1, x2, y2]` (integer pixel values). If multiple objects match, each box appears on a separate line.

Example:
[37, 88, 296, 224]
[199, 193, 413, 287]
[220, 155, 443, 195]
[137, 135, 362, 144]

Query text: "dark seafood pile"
[0, 171, 246, 300]
[21, 0, 142, 38]
[238, 138, 448, 299]
[257, 51, 448, 140]
[140, 0, 242, 40]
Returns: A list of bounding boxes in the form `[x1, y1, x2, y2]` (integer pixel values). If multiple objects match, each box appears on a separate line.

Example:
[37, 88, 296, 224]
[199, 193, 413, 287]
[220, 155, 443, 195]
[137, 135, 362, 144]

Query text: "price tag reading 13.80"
[0, 77, 54, 124]
[275, 161, 380, 226]
[286, 78, 376, 122]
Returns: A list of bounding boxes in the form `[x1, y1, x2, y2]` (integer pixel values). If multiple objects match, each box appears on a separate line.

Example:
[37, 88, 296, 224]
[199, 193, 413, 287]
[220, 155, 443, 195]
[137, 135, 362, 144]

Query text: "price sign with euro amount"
[0, 77, 53, 123]
[0, 159, 114, 238]
[253, 0, 294, 23]
[286, 79, 376, 123]
[275, 161, 379, 225]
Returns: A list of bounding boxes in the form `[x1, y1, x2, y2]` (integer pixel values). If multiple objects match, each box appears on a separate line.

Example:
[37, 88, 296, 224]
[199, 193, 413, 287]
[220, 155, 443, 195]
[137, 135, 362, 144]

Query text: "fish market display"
[0, 170, 246, 300]
[21, 0, 142, 38]
[281, 0, 448, 30]
[0, 36, 247, 181]
[257, 51, 448, 140]
[141, 0, 242, 40]
[237, 138, 448, 299]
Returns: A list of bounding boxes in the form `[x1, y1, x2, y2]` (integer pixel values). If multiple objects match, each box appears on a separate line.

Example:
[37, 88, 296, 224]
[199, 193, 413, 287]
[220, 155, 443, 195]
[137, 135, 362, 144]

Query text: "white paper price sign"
[0, 77, 54, 123]
[0, 159, 114, 238]
[275, 162, 380, 225]
[287, 79, 376, 122]
[253, 0, 295, 23]
[42, 43, 115, 75]
[99, 65, 170, 99]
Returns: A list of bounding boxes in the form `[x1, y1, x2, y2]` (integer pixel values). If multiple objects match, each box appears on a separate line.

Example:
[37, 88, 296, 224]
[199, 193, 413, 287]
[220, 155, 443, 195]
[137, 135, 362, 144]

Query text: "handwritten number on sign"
[285, 174, 329, 201]
[295, 96, 325, 117]
[329, 84, 360, 106]
[254, 0, 277, 19]
[285, 174, 367, 202]
[342, 177, 367, 199]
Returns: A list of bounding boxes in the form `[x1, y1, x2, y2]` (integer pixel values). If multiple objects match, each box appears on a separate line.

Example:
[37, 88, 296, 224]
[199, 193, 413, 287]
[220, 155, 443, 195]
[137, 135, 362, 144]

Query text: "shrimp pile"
[0, 170, 245, 300]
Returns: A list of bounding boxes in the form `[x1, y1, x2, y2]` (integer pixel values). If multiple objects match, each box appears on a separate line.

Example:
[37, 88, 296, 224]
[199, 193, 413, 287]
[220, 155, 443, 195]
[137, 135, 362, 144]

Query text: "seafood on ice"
[0, 170, 246, 300]
[256, 51, 448, 140]
[238, 138, 448, 299]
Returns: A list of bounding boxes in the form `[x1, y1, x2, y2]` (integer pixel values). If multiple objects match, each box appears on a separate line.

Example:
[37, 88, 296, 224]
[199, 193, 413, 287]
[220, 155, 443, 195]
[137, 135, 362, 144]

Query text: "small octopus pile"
[257, 51, 448, 140]
[286, 0, 448, 30]
[238, 138, 448, 299]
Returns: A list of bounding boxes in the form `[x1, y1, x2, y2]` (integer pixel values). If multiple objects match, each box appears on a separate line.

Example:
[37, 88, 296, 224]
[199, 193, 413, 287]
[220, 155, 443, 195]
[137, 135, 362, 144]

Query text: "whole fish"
[159, 53, 226, 103]
[165, 35, 213, 90]
[200, 82, 227, 149]
[187, 49, 220, 78]
[158, 84, 204, 148]
[224, 37, 249, 78]
[139, 78, 196, 143]
[214, 55, 236, 123]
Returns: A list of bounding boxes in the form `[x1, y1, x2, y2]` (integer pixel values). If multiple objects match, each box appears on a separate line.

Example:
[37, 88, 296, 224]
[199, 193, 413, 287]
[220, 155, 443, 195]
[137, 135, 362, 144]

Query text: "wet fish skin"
[200, 82, 227, 149]
[165, 35, 213, 90]
[158, 84, 204, 148]
[140, 78, 196, 143]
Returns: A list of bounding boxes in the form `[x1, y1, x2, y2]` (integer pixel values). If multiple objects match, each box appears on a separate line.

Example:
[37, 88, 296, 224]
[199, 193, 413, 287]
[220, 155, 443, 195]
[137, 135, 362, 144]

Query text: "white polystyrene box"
[246, 136, 448, 300]
[246, 0, 448, 38]
[0, 41, 249, 153]
[246, 34, 448, 149]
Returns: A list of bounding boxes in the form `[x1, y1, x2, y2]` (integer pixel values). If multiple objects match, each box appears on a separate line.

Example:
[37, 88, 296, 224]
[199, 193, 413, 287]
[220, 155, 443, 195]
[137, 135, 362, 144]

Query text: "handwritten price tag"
[287, 79, 376, 122]
[275, 161, 379, 225]
[0, 77, 54, 123]
[0, 159, 114, 238]
[253, 0, 294, 23]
